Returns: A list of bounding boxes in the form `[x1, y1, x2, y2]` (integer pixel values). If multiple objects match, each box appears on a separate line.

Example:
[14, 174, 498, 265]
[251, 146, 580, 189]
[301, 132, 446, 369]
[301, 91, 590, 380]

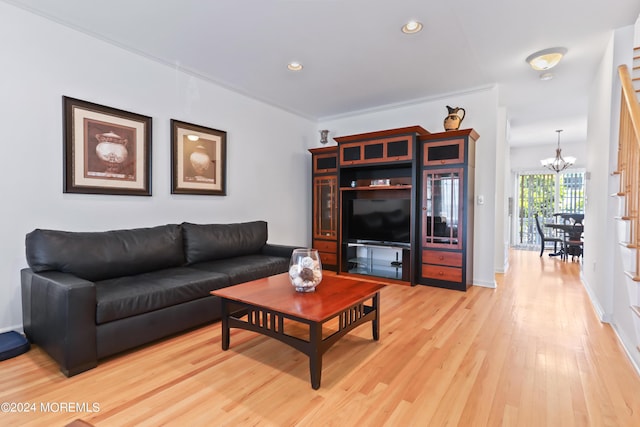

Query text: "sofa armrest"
[260, 243, 298, 259]
[21, 268, 97, 376]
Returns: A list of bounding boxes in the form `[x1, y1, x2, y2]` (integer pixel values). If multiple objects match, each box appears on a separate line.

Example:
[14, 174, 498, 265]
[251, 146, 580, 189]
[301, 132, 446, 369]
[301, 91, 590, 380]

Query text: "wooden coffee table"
[210, 273, 385, 389]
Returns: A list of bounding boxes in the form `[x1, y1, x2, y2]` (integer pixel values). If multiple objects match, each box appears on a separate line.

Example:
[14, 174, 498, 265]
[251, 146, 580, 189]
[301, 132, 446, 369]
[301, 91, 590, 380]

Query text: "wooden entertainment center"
[309, 126, 478, 291]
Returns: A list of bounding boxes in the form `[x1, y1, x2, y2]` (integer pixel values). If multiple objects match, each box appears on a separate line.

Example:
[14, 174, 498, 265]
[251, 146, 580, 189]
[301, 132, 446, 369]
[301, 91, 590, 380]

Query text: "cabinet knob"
[422, 207, 426, 210]
[438, 271, 444, 276]
[440, 160, 446, 164]
[439, 255, 444, 260]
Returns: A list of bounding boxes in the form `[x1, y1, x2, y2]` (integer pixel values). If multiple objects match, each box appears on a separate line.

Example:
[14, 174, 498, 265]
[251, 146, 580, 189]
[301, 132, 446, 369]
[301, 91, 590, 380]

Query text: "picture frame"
[171, 119, 227, 195]
[63, 96, 152, 196]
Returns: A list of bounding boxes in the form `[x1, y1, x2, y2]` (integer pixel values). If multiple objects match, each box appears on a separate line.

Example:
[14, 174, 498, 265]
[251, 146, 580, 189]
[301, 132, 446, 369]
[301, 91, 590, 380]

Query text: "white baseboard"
[473, 279, 497, 289]
[581, 275, 639, 376]
[0, 324, 24, 335]
[495, 260, 509, 274]
[611, 322, 640, 377]
[580, 275, 610, 322]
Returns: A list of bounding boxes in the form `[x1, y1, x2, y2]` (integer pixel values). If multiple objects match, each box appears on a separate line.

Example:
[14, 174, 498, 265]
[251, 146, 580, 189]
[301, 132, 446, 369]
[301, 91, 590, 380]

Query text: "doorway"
[514, 171, 585, 249]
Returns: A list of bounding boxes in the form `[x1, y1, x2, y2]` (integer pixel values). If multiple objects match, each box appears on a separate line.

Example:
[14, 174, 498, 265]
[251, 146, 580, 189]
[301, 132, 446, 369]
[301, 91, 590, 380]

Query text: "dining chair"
[534, 214, 564, 257]
[563, 222, 584, 261]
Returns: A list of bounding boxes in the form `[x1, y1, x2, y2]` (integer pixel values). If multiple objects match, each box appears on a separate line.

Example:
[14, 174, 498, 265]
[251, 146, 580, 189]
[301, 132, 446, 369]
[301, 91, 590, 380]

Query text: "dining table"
[545, 222, 584, 237]
[553, 212, 584, 224]
[544, 221, 584, 259]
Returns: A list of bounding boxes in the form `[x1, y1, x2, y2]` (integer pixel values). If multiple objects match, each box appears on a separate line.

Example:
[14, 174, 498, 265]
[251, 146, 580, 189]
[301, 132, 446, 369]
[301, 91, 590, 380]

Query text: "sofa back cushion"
[25, 225, 185, 282]
[182, 221, 267, 264]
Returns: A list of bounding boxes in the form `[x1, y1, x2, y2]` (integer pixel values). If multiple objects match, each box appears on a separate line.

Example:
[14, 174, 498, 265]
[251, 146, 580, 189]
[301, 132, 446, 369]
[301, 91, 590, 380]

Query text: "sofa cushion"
[182, 221, 268, 264]
[25, 225, 185, 282]
[95, 267, 229, 324]
[189, 254, 289, 285]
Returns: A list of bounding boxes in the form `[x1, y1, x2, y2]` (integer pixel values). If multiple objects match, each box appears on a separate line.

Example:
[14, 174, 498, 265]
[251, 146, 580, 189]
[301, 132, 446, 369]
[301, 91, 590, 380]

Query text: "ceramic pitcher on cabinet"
[444, 106, 465, 131]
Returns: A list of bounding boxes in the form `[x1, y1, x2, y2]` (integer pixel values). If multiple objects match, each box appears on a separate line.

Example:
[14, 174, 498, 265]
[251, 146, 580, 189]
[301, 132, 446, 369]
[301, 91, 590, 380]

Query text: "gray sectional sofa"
[21, 220, 296, 377]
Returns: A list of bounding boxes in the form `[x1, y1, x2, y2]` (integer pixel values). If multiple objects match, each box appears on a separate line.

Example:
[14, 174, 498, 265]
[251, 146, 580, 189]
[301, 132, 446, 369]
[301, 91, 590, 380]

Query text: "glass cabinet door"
[422, 168, 463, 249]
[313, 176, 338, 239]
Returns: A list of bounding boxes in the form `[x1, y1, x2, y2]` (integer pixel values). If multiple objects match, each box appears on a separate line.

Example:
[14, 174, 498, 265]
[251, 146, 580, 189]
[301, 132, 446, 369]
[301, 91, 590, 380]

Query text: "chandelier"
[540, 129, 575, 173]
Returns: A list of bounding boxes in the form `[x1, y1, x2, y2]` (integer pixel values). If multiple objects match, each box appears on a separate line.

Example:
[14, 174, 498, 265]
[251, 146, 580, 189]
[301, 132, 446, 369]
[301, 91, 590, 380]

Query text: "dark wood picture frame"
[63, 96, 152, 196]
[171, 119, 227, 195]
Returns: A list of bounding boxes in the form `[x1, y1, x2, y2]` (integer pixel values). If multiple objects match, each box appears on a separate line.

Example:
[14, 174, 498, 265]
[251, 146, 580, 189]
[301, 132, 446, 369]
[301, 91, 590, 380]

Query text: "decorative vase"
[190, 145, 211, 175]
[443, 105, 465, 131]
[95, 131, 128, 173]
[289, 248, 322, 292]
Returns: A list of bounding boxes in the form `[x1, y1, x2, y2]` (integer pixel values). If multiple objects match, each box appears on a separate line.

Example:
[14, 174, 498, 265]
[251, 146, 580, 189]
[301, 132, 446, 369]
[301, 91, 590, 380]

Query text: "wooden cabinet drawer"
[319, 252, 337, 266]
[422, 250, 462, 267]
[423, 139, 465, 166]
[313, 240, 337, 253]
[422, 265, 462, 282]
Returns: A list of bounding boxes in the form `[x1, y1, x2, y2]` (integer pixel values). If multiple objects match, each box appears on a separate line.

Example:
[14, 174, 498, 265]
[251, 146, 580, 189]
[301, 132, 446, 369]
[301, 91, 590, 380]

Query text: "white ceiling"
[5, 0, 640, 146]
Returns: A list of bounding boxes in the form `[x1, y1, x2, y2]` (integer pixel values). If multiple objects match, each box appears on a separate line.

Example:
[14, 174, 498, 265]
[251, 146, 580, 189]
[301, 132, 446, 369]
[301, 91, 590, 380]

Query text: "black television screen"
[348, 198, 411, 244]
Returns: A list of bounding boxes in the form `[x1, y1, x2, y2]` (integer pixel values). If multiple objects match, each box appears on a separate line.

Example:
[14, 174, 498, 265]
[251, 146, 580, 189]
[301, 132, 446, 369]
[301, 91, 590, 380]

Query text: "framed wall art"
[63, 96, 152, 196]
[171, 119, 227, 195]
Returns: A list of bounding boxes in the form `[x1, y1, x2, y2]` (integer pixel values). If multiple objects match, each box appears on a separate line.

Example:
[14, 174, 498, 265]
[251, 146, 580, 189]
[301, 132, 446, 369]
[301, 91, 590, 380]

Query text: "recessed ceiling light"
[402, 20, 423, 34]
[539, 72, 554, 81]
[526, 47, 567, 71]
[187, 134, 199, 141]
[287, 62, 303, 71]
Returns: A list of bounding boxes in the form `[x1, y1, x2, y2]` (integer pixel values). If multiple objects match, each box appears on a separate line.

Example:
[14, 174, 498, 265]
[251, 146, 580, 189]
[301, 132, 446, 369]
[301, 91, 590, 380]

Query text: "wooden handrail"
[618, 65, 640, 142]
[617, 64, 640, 280]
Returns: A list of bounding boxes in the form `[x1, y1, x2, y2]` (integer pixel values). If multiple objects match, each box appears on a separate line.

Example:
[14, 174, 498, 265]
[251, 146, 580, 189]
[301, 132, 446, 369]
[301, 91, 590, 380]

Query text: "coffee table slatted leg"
[221, 298, 230, 350]
[309, 322, 322, 390]
[373, 292, 380, 341]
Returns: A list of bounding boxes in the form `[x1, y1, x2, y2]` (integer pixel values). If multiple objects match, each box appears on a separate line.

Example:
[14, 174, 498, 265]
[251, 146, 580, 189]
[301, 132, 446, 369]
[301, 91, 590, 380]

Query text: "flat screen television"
[348, 198, 411, 245]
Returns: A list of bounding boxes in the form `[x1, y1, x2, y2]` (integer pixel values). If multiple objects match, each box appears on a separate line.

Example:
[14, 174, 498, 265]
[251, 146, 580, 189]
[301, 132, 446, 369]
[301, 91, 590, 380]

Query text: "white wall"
[315, 87, 500, 288]
[0, 3, 316, 332]
[582, 30, 618, 318]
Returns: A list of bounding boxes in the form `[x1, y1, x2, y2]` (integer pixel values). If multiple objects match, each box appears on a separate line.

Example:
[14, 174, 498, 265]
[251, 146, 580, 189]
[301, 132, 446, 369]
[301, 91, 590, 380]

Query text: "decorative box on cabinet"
[335, 126, 429, 166]
[309, 147, 338, 270]
[418, 129, 478, 291]
[423, 138, 466, 166]
[339, 136, 413, 166]
[312, 149, 337, 174]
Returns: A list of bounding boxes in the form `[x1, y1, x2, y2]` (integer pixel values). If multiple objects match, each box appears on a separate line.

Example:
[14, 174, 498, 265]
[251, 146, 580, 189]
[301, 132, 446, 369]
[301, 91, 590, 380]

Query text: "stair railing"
[617, 64, 640, 280]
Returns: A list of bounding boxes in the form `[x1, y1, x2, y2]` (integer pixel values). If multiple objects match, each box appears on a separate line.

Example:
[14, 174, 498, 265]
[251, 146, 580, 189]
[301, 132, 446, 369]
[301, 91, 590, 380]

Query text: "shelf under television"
[341, 185, 412, 191]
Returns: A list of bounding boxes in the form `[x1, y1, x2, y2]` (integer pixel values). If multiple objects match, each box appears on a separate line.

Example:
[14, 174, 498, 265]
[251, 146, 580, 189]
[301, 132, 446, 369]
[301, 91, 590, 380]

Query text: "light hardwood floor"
[2, 250, 640, 426]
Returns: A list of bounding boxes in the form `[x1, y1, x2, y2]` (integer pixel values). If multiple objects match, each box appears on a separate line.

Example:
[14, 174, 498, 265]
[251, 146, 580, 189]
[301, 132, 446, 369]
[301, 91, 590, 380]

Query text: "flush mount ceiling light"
[526, 47, 567, 71]
[541, 129, 576, 173]
[287, 62, 303, 71]
[401, 20, 423, 34]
